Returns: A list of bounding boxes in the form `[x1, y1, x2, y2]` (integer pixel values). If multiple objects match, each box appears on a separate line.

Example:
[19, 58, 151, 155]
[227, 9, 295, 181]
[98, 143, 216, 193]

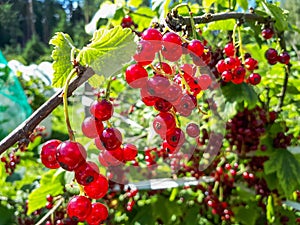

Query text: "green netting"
[0, 51, 32, 140]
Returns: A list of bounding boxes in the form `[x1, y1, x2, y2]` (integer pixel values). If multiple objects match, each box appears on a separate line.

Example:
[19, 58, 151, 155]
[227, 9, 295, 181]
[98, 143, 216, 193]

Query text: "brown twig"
[0, 67, 94, 154]
[166, 11, 273, 32]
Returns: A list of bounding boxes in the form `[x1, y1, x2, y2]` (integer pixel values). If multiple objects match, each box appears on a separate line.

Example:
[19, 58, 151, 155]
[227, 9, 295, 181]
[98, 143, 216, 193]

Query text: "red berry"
[46, 202, 53, 210]
[154, 98, 172, 112]
[147, 75, 170, 97]
[180, 64, 196, 77]
[141, 28, 163, 51]
[224, 57, 236, 70]
[221, 71, 233, 82]
[155, 62, 173, 75]
[188, 39, 204, 57]
[232, 66, 246, 84]
[161, 47, 182, 62]
[248, 73, 261, 85]
[98, 150, 121, 167]
[75, 161, 99, 185]
[225, 163, 231, 170]
[175, 94, 197, 117]
[216, 60, 227, 73]
[186, 123, 200, 138]
[133, 40, 156, 66]
[67, 195, 92, 222]
[125, 64, 148, 88]
[265, 48, 278, 61]
[100, 128, 123, 151]
[56, 141, 87, 171]
[164, 84, 182, 103]
[86, 203, 109, 224]
[198, 74, 212, 90]
[81, 116, 99, 138]
[261, 28, 274, 40]
[278, 51, 290, 64]
[46, 194, 53, 202]
[166, 127, 185, 148]
[122, 15, 133, 24]
[140, 86, 158, 106]
[123, 143, 138, 161]
[162, 32, 182, 49]
[244, 57, 258, 71]
[108, 146, 124, 162]
[94, 137, 105, 151]
[90, 99, 114, 121]
[41, 139, 61, 169]
[84, 174, 109, 199]
[153, 112, 176, 138]
[162, 139, 178, 154]
[223, 43, 235, 57]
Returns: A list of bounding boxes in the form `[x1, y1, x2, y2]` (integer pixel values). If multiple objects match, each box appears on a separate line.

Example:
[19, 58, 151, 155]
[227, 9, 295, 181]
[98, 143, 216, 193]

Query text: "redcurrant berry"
[67, 195, 92, 222]
[84, 174, 109, 199]
[90, 99, 114, 121]
[56, 141, 87, 171]
[41, 139, 61, 169]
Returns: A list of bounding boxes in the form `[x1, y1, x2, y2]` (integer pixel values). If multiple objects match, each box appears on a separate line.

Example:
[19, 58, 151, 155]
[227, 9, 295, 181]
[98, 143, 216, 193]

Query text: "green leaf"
[262, 1, 289, 32]
[88, 74, 106, 88]
[264, 150, 300, 196]
[236, 0, 248, 10]
[27, 170, 65, 215]
[77, 26, 136, 77]
[221, 83, 258, 109]
[131, 7, 156, 31]
[202, 0, 216, 12]
[205, 19, 235, 31]
[232, 203, 260, 225]
[128, 0, 143, 8]
[49, 32, 75, 88]
[0, 205, 14, 225]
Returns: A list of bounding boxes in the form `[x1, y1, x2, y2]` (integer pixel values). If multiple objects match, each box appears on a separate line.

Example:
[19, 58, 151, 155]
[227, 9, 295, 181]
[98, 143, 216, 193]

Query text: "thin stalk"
[36, 198, 64, 225]
[237, 26, 245, 64]
[232, 24, 238, 58]
[63, 69, 77, 141]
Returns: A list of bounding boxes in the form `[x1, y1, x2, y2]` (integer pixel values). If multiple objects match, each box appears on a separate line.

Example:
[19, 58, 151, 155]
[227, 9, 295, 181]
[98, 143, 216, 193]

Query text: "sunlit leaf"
[49, 32, 75, 88]
[77, 26, 136, 78]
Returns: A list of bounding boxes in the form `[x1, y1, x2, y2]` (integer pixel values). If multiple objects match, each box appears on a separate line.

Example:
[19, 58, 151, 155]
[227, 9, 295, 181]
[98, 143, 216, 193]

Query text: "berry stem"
[36, 197, 64, 225]
[63, 68, 77, 141]
[232, 24, 238, 58]
[237, 26, 245, 64]
[105, 76, 113, 99]
[172, 3, 197, 39]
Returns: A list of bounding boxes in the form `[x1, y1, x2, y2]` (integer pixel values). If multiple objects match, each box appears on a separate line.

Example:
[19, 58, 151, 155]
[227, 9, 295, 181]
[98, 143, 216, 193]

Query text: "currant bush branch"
[0, 67, 94, 154]
[166, 11, 274, 32]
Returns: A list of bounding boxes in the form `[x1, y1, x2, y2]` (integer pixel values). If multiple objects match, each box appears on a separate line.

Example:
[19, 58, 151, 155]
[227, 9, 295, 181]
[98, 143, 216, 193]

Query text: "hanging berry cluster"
[41, 138, 109, 224]
[125, 27, 213, 154]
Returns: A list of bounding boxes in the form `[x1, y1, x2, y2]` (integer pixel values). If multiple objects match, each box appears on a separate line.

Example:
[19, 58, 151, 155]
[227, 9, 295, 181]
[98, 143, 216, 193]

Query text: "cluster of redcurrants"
[125, 27, 211, 154]
[40, 137, 109, 224]
[203, 184, 234, 221]
[124, 188, 139, 211]
[1, 126, 46, 175]
[273, 131, 293, 149]
[225, 107, 276, 154]
[1, 151, 20, 175]
[82, 98, 138, 166]
[66, 195, 108, 225]
[265, 48, 290, 65]
[215, 43, 262, 85]
[120, 15, 138, 30]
